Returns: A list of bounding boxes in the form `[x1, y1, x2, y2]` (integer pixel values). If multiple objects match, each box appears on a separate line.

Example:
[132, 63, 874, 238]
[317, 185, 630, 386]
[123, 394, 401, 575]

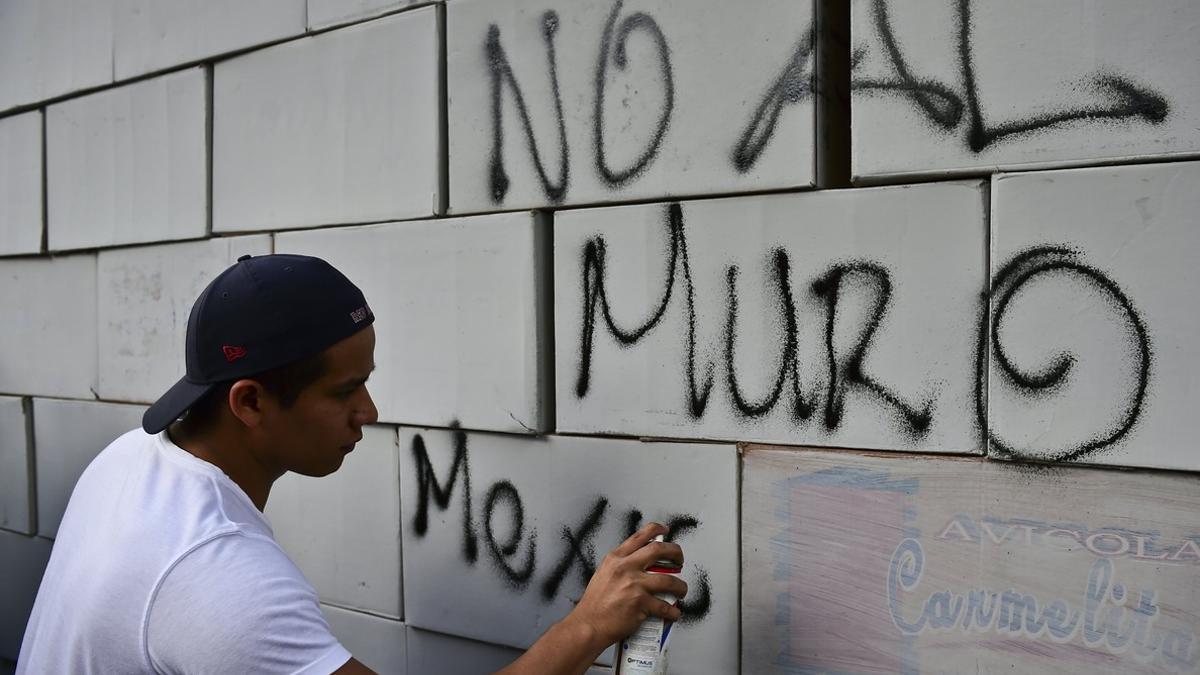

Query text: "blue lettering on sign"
[886, 538, 1198, 671]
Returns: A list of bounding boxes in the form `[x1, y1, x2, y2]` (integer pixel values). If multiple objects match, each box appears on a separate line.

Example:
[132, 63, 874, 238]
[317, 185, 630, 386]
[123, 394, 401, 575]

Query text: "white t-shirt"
[17, 429, 353, 674]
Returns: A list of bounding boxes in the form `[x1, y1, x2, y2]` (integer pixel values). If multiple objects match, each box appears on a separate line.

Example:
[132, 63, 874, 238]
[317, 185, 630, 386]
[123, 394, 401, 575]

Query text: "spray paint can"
[616, 535, 680, 675]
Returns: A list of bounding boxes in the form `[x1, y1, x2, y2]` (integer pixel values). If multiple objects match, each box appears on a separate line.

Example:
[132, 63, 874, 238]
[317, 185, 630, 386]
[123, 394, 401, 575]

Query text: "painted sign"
[742, 446, 1200, 674]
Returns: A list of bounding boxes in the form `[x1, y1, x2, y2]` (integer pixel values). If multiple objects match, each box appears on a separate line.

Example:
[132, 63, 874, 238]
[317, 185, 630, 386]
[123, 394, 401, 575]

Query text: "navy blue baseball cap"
[142, 253, 374, 434]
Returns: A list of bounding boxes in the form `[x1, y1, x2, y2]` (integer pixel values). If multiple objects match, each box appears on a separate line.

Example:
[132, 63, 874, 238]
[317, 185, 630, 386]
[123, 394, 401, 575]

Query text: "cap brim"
[142, 377, 214, 434]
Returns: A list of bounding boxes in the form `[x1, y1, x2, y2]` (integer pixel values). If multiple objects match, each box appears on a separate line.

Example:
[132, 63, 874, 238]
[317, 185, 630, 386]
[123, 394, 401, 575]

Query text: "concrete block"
[46, 67, 208, 252]
[989, 161, 1200, 471]
[267, 426, 402, 619]
[307, 0, 429, 30]
[113, 0, 306, 80]
[0, 531, 52, 661]
[0, 254, 98, 399]
[399, 427, 737, 673]
[447, 0, 816, 214]
[0, 111, 42, 256]
[555, 183, 987, 452]
[213, 9, 440, 233]
[276, 213, 550, 433]
[0, 397, 33, 534]
[742, 445, 1200, 674]
[0, 0, 113, 112]
[33, 398, 147, 539]
[851, 0, 1200, 180]
[96, 235, 272, 403]
[322, 605, 407, 674]
[406, 626, 613, 675]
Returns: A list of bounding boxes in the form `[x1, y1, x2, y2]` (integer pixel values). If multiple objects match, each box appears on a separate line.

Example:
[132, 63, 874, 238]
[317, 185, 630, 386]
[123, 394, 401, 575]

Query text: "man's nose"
[355, 388, 379, 427]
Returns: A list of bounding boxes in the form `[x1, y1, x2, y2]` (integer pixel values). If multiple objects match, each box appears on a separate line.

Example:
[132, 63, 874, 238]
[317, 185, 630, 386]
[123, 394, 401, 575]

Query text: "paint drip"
[616, 535, 680, 675]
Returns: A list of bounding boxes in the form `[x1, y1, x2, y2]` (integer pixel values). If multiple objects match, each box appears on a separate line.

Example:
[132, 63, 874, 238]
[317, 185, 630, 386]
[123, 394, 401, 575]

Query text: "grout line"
[436, 2, 449, 217]
[23, 396, 39, 536]
[981, 177, 993, 457]
[815, 0, 851, 190]
[205, 64, 214, 237]
[534, 210, 556, 435]
[39, 108, 49, 254]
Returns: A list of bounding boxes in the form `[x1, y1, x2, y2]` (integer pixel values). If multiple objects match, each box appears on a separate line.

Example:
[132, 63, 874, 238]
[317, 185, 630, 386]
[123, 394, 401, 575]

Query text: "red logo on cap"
[223, 345, 247, 362]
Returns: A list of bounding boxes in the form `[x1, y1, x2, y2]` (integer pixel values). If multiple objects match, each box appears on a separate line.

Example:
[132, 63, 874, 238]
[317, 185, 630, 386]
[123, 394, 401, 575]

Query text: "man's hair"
[179, 350, 328, 430]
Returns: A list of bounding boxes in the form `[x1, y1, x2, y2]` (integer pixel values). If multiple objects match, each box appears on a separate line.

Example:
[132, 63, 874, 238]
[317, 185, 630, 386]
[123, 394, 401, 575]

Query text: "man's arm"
[495, 522, 688, 675]
[331, 523, 686, 675]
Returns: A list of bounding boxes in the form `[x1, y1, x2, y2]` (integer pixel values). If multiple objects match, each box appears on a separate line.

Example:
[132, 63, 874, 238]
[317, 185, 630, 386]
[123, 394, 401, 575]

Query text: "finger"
[643, 573, 688, 600]
[612, 521, 669, 558]
[629, 541, 684, 568]
[644, 597, 683, 623]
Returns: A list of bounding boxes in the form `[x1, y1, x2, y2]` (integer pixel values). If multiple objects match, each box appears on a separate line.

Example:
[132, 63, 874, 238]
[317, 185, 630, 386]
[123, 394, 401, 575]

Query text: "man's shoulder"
[159, 529, 292, 588]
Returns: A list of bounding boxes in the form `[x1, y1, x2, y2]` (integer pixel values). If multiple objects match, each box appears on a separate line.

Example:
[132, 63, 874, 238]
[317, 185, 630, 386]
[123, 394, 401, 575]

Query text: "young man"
[18, 254, 686, 674]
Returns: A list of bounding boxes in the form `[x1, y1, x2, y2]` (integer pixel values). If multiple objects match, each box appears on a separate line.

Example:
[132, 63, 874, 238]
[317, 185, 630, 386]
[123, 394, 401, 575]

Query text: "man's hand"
[568, 522, 689, 649]
[496, 522, 689, 675]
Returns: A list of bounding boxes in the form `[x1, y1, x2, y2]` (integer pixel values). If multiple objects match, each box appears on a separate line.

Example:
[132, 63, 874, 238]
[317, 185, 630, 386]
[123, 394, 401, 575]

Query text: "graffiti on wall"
[852, 0, 1170, 153]
[480, 0, 816, 206]
[409, 423, 713, 623]
[571, 202, 1152, 462]
[475, 0, 1184, 203]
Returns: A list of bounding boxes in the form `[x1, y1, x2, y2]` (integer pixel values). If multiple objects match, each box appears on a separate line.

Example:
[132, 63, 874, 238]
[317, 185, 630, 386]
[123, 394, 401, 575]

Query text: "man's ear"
[228, 379, 267, 428]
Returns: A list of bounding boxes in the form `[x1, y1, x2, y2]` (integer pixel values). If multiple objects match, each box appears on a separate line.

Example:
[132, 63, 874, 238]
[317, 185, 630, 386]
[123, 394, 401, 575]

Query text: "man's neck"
[167, 422, 280, 511]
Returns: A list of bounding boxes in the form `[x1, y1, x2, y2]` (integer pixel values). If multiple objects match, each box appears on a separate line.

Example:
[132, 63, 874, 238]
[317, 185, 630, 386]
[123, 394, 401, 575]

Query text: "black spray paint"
[576, 202, 930, 435]
[731, 29, 816, 173]
[486, 13, 569, 204]
[411, 423, 477, 564]
[722, 252, 815, 421]
[811, 264, 932, 436]
[485, 1, 674, 205]
[576, 203, 714, 417]
[483, 480, 537, 588]
[979, 247, 1152, 462]
[575, 208, 1154, 460]
[410, 433, 712, 621]
[542, 498, 608, 601]
[593, 0, 675, 187]
[852, 0, 1169, 151]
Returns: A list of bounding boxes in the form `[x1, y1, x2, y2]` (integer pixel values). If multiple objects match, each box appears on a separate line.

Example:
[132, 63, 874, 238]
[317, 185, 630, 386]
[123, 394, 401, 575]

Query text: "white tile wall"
[0, 111, 42, 256]
[213, 9, 440, 233]
[96, 236, 272, 403]
[0, 0, 113, 112]
[322, 605, 407, 674]
[0, 254, 98, 399]
[46, 68, 208, 252]
[32, 398, 147, 539]
[400, 428, 738, 673]
[307, 0, 427, 30]
[0, 397, 33, 535]
[268, 425, 403, 619]
[990, 160, 1200, 471]
[113, 0, 306, 80]
[276, 213, 551, 433]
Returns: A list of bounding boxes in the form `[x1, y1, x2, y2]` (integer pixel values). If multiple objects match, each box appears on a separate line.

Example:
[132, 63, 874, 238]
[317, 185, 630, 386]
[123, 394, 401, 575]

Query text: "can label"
[617, 562, 681, 675]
